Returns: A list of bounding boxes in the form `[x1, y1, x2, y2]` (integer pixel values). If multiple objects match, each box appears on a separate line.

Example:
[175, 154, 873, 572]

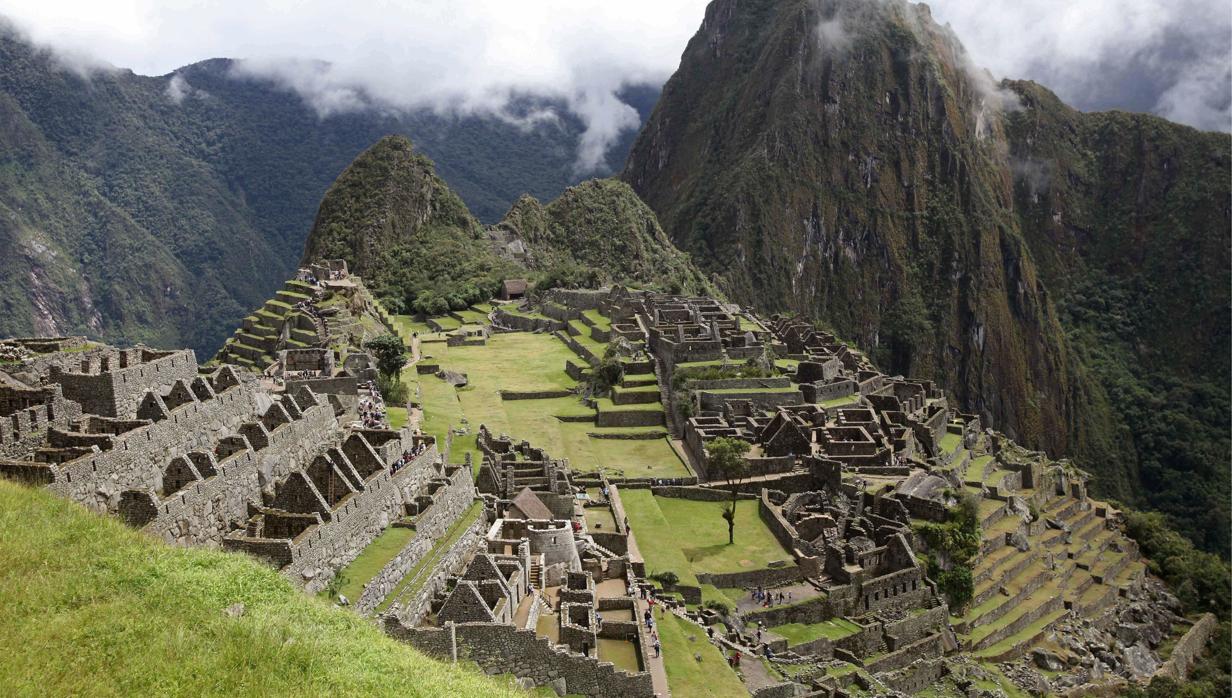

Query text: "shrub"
[649, 571, 679, 587]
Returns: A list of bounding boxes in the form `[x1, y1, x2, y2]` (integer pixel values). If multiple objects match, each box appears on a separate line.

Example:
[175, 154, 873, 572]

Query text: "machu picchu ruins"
[0, 271, 1219, 697]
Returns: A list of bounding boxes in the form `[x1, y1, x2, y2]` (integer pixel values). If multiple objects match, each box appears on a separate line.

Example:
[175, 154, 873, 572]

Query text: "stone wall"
[354, 467, 478, 614]
[696, 564, 803, 590]
[1154, 613, 1217, 682]
[697, 390, 804, 413]
[392, 510, 488, 623]
[650, 485, 757, 502]
[50, 349, 198, 419]
[279, 446, 444, 593]
[385, 620, 654, 697]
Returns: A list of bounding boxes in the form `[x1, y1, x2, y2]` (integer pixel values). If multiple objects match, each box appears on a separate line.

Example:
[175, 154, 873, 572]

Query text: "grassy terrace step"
[972, 607, 1069, 660]
[613, 383, 660, 394]
[974, 545, 1018, 582]
[1074, 516, 1106, 541]
[981, 514, 1021, 546]
[966, 579, 1063, 649]
[594, 397, 664, 412]
[772, 618, 862, 645]
[621, 373, 658, 388]
[965, 455, 994, 483]
[938, 432, 963, 454]
[0, 481, 514, 696]
[377, 501, 483, 613]
[582, 309, 612, 332]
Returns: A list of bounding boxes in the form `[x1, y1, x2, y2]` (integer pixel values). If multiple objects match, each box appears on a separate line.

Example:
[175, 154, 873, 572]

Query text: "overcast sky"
[2, 0, 1228, 168]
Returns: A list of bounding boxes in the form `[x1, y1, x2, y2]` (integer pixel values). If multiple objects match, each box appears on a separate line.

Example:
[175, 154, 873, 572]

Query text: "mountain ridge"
[621, 0, 1231, 551]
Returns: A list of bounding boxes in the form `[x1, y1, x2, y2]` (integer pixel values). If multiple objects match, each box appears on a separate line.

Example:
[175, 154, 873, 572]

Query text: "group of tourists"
[751, 585, 791, 607]
[358, 392, 386, 429]
[390, 443, 428, 475]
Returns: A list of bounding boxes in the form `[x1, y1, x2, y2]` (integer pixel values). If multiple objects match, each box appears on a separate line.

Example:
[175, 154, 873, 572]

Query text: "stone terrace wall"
[50, 379, 262, 512]
[696, 564, 803, 590]
[355, 466, 477, 614]
[1154, 613, 1217, 682]
[385, 620, 655, 697]
[392, 510, 488, 622]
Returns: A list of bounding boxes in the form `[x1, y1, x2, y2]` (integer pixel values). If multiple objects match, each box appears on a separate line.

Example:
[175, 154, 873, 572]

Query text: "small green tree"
[707, 436, 751, 545]
[364, 334, 408, 379]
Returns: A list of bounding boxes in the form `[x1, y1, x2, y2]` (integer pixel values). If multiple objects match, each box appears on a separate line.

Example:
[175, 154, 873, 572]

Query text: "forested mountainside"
[298, 136, 713, 314]
[0, 25, 655, 356]
[622, 0, 1231, 552]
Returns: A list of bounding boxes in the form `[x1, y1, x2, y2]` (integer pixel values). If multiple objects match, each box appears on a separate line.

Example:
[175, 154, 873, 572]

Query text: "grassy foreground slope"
[0, 480, 517, 697]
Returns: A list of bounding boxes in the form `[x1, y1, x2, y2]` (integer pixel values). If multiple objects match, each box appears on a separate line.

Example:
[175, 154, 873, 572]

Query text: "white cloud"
[0, 0, 710, 171]
[1, 0, 1227, 157]
[926, 0, 1232, 132]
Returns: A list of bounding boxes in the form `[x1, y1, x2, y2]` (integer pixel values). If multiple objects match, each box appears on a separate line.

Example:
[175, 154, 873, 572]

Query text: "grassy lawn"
[323, 526, 415, 603]
[387, 406, 408, 430]
[594, 397, 664, 412]
[0, 481, 513, 696]
[771, 618, 861, 645]
[939, 432, 963, 454]
[621, 491, 789, 584]
[407, 332, 687, 479]
[454, 309, 489, 324]
[656, 497, 790, 574]
[378, 501, 483, 613]
[659, 613, 747, 697]
[820, 394, 858, 408]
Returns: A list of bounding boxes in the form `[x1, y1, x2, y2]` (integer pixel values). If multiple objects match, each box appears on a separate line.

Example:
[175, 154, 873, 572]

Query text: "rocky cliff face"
[623, 0, 1230, 543]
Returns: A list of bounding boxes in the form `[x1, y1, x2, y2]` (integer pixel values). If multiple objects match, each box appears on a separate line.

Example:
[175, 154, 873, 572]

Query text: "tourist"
[653, 640, 661, 657]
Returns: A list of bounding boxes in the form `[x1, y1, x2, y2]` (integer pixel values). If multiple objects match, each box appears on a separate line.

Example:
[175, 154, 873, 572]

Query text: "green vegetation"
[406, 332, 687, 479]
[621, 490, 789, 583]
[322, 525, 415, 603]
[620, 0, 1231, 561]
[657, 613, 746, 697]
[707, 436, 752, 544]
[499, 180, 715, 296]
[771, 618, 861, 645]
[302, 137, 520, 317]
[915, 494, 980, 610]
[0, 480, 511, 696]
[1120, 508, 1231, 617]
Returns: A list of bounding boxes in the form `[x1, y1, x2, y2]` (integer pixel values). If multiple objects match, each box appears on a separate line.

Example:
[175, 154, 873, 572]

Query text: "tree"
[364, 334, 408, 379]
[707, 436, 751, 545]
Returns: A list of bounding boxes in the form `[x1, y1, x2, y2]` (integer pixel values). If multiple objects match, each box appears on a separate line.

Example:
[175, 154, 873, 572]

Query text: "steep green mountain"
[494, 179, 716, 296]
[299, 135, 517, 314]
[299, 137, 715, 311]
[0, 25, 657, 355]
[622, 0, 1230, 551]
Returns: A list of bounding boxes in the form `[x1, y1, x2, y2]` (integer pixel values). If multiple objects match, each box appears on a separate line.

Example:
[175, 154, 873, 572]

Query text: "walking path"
[635, 597, 670, 697]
